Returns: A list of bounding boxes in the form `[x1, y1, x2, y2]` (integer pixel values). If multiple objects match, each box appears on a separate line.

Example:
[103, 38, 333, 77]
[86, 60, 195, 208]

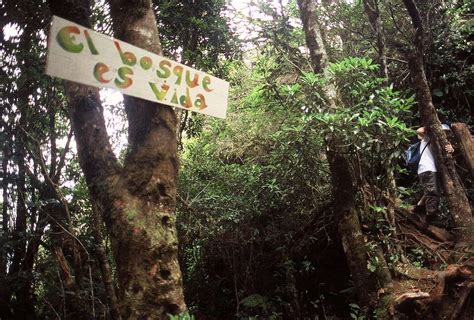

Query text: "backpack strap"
[420, 141, 430, 156]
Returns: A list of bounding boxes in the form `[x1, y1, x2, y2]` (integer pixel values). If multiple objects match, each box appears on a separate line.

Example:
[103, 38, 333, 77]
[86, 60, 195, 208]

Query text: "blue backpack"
[405, 141, 430, 174]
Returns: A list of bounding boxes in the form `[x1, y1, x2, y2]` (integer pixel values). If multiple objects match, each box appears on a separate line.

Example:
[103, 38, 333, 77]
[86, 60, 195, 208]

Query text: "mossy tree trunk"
[91, 203, 122, 320]
[48, 0, 186, 318]
[402, 0, 473, 247]
[297, 0, 392, 308]
[326, 150, 379, 306]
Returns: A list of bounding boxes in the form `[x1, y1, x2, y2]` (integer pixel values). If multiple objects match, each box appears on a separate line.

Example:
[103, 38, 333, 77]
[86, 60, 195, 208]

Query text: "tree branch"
[48, 0, 122, 201]
[53, 127, 73, 184]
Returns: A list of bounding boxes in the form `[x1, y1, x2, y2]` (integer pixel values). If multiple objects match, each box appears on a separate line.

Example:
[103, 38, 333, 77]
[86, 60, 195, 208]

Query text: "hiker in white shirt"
[416, 125, 454, 224]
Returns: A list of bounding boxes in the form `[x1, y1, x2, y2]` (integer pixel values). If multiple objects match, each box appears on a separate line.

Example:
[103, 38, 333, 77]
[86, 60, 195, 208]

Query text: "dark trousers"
[418, 171, 440, 217]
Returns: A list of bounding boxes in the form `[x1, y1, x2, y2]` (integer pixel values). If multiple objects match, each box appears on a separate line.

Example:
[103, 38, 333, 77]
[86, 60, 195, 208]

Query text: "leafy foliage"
[427, 2, 473, 122]
[153, 0, 240, 76]
[176, 42, 415, 317]
[276, 57, 414, 189]
[1, 0, 472, 319]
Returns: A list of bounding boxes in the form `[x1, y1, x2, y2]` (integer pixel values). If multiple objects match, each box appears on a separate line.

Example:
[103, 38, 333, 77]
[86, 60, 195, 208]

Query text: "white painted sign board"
[46, 15, 229, 118]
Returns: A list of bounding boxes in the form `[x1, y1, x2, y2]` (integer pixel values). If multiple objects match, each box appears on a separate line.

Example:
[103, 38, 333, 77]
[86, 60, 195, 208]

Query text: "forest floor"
[389, 203, 473, 319]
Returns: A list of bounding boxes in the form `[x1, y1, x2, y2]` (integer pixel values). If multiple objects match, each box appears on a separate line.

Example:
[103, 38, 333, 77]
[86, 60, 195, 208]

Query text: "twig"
[231, 246, 240, 315]
[400, 71, 410, 83]
[187, 182, 211, 207]
[388, 2, 410, 43]
[402, 230, 448, 264]
[20, 126, 72, 222]
[57, 266, 66, 319]
[53, 127, 74, 183]
[387, 57, 408, 64]
[89, 264, 95, 319]
[43, 296, 62, 320]
[46, 212, 90, 259]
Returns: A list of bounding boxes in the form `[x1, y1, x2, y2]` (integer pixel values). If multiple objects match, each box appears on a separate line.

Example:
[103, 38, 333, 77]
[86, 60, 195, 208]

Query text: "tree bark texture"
[327, 151, 377, 306]
[297, 0, 339, 110]
[48, 0, 186, 318]
[451, 123, 474, 179]
[362, 0, 388, 80]
[108, 0, 185, 317]
[297, 0, 391, 307]
[91, 203, 122, 320]
[402, 0, 473, 247]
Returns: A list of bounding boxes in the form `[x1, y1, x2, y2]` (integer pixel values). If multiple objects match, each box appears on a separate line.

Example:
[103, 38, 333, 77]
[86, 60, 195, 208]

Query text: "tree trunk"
[450, 122, 474, 178]
[362, 0, 388, 80]
[402, 0, 473, 247]
[48, 0, 186, 317]
[48, 202, 90, 318]
[297, 0, 392, 308]
[10, 75, 36, 320]
[91, 202, 122, 320]
[0, 141, 12, 320]
[107, 0, 185, 317]
[297, 0, 333, 82]
[327, 150, 377, 306]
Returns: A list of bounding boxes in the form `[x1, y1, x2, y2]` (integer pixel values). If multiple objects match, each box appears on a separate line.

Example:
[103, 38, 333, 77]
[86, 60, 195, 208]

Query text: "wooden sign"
[46, 16, 229, 118]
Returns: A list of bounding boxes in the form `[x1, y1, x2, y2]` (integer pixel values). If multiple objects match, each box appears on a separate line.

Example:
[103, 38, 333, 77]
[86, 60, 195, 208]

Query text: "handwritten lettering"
[149, 82, 170, 101]
[156, 60, 171, 78]
[114, 41, 136, 66]
[185, 71, 199, 88]
[202, 75, 213, 92]
[53, 21, 221, 115]
[140, 56, 152, 70]
[173, 65, 184, 85]
[93, 63, 111, 83]
[84, 30, 99, 55]
[57, 26, 84, 53]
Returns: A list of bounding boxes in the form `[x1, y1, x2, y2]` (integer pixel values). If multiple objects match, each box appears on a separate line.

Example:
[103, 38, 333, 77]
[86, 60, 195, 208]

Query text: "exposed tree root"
[394, 263, 436, 281]
[383, 196, 474, 319]
[394, 290, 431, 317]
[395, 207, 454, 268]
[392, 264, 473, 319]
[396, 206, 455, 243]
[450, 281, 474, 320]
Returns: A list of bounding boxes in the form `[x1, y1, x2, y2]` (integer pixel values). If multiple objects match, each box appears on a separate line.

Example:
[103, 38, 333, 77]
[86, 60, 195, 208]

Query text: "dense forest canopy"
[0, 0, 473, 319]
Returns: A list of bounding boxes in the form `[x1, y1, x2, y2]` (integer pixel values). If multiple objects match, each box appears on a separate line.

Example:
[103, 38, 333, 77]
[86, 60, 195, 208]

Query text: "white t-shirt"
[418, 138, 437, 174]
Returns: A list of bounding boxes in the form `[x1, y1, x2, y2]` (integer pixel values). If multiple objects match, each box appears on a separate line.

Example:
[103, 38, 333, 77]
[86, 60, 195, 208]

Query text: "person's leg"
[420, 171, 440, 222]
